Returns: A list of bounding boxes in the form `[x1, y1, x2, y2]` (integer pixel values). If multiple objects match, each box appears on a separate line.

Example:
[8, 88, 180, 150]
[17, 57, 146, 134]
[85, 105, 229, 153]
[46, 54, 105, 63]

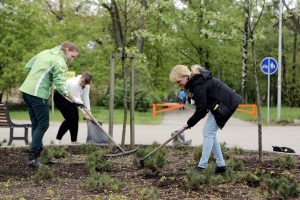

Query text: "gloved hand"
[73, 97, 83, 105]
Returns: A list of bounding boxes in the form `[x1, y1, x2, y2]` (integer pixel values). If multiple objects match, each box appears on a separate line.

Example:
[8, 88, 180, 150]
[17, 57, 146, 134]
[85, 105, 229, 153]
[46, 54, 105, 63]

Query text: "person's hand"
[183, 124, 190, 130]
[73, 97, 83, 105]
[84, 113, 91, 120]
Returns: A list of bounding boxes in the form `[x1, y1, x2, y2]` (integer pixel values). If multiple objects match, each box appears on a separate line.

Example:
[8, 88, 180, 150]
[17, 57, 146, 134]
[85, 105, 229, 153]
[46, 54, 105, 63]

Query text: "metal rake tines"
[105, 147, 139, 159]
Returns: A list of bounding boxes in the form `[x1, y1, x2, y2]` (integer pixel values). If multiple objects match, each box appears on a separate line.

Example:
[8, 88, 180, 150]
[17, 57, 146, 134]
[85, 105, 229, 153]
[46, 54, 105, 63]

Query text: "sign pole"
[267, 58, 270, 124]
[277, 0, 282, 122]
[260, 57, 278, 124]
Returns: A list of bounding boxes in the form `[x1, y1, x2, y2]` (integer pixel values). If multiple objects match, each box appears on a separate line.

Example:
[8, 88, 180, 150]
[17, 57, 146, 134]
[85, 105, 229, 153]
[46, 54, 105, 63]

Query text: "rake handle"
[78, 105, 126, 153]
[141, 127, 187, 161]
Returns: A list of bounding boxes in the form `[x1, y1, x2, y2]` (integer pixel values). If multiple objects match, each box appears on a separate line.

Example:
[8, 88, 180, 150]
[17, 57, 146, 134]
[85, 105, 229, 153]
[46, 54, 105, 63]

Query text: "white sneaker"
[71, 141, 81, 145]
[51, 140, 62, 145]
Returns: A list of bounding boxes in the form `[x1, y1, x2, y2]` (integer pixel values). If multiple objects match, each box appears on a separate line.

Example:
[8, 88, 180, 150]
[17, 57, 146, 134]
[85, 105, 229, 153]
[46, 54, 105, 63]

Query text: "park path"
[1, 107, 300, 155]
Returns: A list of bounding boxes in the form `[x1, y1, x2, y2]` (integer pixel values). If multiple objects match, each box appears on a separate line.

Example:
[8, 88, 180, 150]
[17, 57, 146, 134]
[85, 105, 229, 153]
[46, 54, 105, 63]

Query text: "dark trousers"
[54, 91, 79, 142]
[22, 92, 49, 153]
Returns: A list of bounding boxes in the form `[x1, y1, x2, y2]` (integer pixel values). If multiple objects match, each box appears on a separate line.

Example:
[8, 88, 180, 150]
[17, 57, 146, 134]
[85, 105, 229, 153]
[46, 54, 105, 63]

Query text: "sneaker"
[194, 166, 205, 172]
[27, 159, 43, 168]
[215, 166, 226, 174]
[71, 141, 81, 145]
[51, 140, 62, 145]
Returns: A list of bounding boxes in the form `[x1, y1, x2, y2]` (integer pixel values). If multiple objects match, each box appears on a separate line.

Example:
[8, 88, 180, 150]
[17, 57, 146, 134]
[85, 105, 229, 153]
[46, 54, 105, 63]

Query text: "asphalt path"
[1, 107, 299, 155]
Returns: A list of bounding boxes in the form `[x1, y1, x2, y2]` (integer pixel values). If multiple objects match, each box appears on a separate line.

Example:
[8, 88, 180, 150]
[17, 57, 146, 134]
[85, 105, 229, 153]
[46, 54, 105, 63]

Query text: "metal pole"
[109, 56, 115, 138]
[129, 57, 135, 147]
[267, 59, 270, 124]
[277, 0, 282, 122]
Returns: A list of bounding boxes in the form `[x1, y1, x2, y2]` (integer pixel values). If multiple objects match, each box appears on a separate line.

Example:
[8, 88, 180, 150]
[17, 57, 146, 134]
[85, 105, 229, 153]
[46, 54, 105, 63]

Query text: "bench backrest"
[0, 104, 11, 126]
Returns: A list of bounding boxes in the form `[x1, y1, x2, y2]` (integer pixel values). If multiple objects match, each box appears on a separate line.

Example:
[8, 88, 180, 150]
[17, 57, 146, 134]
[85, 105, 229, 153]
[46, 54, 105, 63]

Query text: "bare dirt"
[0, 145, 299, 200]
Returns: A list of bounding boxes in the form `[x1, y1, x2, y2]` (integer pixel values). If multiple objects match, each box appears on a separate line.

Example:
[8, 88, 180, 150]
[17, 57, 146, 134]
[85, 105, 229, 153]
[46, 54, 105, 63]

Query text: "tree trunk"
[289, 31, 298, 107]
[250, 33, 263, 162]
[121, 57, 128, 147]
[121, 0, 129, 147]
[248, 0, 265, 162]
[103, 0, 123, 49]
[241, 1, 249, 103]
[136, 0, 147, 53]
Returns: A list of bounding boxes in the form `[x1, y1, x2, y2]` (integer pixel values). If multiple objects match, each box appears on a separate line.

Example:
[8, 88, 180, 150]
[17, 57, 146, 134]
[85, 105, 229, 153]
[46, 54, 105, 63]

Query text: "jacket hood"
[50, 46, 67, 62]
[185, 68, 212, 90]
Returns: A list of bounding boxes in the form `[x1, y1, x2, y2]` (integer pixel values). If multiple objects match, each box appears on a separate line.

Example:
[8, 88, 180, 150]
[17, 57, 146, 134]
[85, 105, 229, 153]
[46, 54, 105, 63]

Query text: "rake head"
[105, 147, 139, 159]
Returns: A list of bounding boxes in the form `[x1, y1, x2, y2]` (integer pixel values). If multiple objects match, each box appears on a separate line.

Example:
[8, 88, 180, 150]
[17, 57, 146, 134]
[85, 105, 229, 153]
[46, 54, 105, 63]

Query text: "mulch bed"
[0, 145, 299, 200]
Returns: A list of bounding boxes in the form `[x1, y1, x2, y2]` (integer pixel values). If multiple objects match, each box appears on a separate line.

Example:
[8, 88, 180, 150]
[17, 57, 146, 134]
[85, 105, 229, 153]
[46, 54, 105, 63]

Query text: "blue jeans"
[22, 92, 49, 152]
[198, 112, 225, 168]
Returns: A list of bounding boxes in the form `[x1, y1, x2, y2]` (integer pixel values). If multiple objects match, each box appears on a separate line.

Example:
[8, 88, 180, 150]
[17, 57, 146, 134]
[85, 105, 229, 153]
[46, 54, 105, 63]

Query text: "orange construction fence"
[152, 103, 257, 119]
[236, 104, 257, 119]
[152, 103, 184, 117]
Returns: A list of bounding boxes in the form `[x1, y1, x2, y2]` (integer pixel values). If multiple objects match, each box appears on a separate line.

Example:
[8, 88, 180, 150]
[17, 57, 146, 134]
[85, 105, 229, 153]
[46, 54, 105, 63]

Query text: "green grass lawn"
[233, 106, 300, 124]
[9, 106, 163, 125]
[9, 105, 300, 125]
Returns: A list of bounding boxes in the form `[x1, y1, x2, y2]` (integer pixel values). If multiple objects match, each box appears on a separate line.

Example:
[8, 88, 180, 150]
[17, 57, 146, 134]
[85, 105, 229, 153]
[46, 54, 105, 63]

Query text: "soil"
[0, 145, 299, 200]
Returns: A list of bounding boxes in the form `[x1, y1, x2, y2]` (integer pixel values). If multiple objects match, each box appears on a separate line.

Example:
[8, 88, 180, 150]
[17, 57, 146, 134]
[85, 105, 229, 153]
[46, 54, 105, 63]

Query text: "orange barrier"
[236, 104, 257, 119]
[152, 103, 184, 117]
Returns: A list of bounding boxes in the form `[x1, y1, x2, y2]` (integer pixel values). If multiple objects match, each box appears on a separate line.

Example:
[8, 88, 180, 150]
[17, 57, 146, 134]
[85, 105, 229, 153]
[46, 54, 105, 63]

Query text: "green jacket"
[19, 46, 69, 99]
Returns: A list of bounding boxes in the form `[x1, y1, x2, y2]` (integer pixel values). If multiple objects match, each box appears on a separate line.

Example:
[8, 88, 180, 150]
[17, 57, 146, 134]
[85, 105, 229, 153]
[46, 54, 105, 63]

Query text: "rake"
[139, 127, 187, 168]
[77, 103, 139, 159]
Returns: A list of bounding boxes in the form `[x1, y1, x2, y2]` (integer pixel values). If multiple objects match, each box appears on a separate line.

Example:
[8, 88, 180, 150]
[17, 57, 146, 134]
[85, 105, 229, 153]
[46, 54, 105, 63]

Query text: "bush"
[85, 173, 122, 192]
[185, 164, 223, 190]
[227, 157, 244, 171]
[264, 176, 300, 199]
[97, 83, 162, 112]
[81, 143, 100, 155]
[33, 165, 53, 182]
[48, 146, 69, 159]
[86, 149, 111, 173]
[39, 148, 55, 165]
[272, 155, 297, 169]
[133, 187, 159, 199]
[133, 142, 167, 170]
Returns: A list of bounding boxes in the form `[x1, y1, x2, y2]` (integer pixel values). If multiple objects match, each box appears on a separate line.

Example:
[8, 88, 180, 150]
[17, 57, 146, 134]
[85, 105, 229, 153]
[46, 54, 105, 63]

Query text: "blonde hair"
[169, 65, 191, 84]
[190, 64, 206, 75]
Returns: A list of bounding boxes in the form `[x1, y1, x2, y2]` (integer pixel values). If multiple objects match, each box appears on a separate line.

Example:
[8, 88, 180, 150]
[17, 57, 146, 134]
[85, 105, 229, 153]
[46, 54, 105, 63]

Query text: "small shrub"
[85, 173, 122, 192]
[133, 142, 167, 169]
[33, 165, 53, 182]
[227, 157, 244, 171]
[39, 148, 55, 165]
[244, 172, 260, 187]
[108, 194, 127, 200]
[86, 149, 111, 173]
[48, 146, 69, 159]
[185, 164, 222, 190]
[272, 155, 296, 169]
[228, 146, 245, 155]
[263, 176, 300, 199]
[133, 187, 159, 200]
[81, 143, 100, 155]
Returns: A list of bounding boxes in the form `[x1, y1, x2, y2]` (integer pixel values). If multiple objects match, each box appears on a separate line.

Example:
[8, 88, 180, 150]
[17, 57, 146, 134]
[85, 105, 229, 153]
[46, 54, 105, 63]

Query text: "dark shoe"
[27, 159, 43, 168]
[215, 166, 226, 174]
[194, 166, 205, 172]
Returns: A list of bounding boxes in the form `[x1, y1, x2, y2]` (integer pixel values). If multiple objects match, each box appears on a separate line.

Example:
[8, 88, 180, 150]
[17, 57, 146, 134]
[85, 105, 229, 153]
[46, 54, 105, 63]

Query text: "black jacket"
[185, 69, 242, 129]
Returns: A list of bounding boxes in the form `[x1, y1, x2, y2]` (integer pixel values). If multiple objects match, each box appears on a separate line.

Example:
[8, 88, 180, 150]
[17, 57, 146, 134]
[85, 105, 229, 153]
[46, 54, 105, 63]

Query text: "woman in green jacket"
[19, 42, 81, 168]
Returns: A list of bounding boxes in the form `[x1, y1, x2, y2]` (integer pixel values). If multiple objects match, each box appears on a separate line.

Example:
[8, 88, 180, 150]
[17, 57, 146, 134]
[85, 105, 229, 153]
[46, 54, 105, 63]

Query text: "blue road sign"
[260, 57, 278, 75]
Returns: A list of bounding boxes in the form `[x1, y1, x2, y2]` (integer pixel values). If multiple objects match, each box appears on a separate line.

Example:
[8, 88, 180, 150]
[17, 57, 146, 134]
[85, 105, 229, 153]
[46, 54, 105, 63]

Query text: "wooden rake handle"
[141, 127, 187, 161]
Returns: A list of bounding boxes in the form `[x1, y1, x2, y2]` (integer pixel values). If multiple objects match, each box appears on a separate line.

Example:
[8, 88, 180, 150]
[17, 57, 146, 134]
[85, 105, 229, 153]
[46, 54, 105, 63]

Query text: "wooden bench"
[0, 104, 31, 146]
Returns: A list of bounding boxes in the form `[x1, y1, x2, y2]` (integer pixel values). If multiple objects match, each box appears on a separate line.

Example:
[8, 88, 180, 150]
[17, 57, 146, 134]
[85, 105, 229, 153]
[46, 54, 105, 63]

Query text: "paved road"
[1, 108, 299, 155]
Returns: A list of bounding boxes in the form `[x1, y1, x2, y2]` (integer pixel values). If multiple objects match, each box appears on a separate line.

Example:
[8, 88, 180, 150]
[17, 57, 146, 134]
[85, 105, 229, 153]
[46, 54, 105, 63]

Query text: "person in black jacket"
[169, 64, 242, 173]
